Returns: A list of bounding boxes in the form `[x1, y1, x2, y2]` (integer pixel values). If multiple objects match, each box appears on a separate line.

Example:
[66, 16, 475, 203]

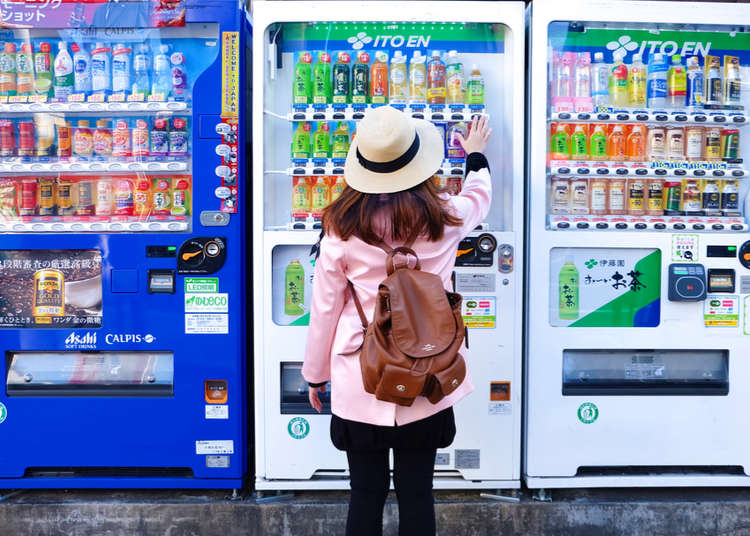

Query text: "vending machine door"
[526, 0, 750, 489]
[253, 1, 525, 490]
[0, 0, 246, 488]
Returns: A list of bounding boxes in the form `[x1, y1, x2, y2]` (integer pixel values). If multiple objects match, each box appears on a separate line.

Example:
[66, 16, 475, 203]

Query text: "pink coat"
[302, 168, 492, 426]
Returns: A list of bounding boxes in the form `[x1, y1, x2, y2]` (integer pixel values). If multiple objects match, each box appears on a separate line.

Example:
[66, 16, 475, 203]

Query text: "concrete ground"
[2, 488, 750, 535]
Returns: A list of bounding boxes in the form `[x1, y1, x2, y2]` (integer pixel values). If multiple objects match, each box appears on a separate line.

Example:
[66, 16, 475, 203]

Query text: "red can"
[20, 178, 36, 216]
[18, 121, 35, 158]
[0, 120, 15, 158]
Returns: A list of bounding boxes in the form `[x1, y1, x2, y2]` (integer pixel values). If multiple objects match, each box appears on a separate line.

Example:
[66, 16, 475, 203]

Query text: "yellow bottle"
[408, 51, 426, 105]
[389, 51, 408, 106]
[628, 54, 647, 107]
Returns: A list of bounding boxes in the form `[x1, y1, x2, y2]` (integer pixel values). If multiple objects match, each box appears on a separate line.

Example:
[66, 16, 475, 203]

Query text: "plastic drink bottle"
[351, 51, 369, 105]
[93, 119, 112, 160]
[704, 55, 722, 106]
[170, 51, 187, 99]
[466, 64, 484, 106]
[285, 260, 305, 316]
[446, 122, 468, 159]
[646, 53, 667, 108]
[112, 119, 132, 158]
[113, 178, 135, 216]
[646, 178, 664, 216]
[331, 122, 350, 160]
[133, 176, 151, 218]
[590, 178, 608, 215]
[53, 41, 74, 100]
[408, 51, 426, 105]
[445, 50, 465, 105]
[558, 258, 579, 320]
[332, 51, 350, 105]
[607, 124, 626, 161]
[310, 175, 329, 218]
[0, 43, 16, 96]
[293, 51, 313, 105]
[589, 123, 608, 160]
[168, 117, 187, 157]
[573, 52, 592, 112]
[626, 124, 646, 161]
[171, 178, 189, 216]
[591, 52, 609, 107]
[608, 52, 628, 107]
[150, 117, 169, 157]
[313, 52, 332, 105]
[71, 43, 92, 94]
[549, 123, 570, 160]
[132, 43, 151, 96]
[724, 55, 741, 106]
[426, 50, 446, 105]
[291, 177, 311, 219]
[570, 178, 589, 214]
[151, 45, 171, 97]
[95, 179, 113, 216]
[550, 177, 570, 214]
[666, 54, 686, 108]
[312, 122, 330, 158]
[111, 43, 132, 93]
[292, 122, 311, 159]
[551, 51, 574, 111]
[151, 178, 172, 215]
[685, 56, 704, 107]
[370, 51, 388, 105]
[389, 51, 408, 106]
[16, 44, 34, 96]
[33, 43, 53, 97]
[627, 178, 646, 216]
[608, 179, 626, 215]
[132, 118, 149, 158]
[329, 176, 345, 203]
[570, 123, 588, 160]
[91, 42, 111, 94]
[73, 120, 93, 159]
[628, 54, 647, 107]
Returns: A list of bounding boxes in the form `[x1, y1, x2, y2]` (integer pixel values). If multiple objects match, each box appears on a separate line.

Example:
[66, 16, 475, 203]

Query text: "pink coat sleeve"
[302, 234, 348, 384]
[450, 167, 492, 234]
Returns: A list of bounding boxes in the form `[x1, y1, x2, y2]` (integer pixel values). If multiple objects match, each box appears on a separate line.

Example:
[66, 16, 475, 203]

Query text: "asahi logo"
[348, 32, 431, 50]
[105, 333, 156, 344]
[65, 332, 97, 349]
[608, 34, 711, 59]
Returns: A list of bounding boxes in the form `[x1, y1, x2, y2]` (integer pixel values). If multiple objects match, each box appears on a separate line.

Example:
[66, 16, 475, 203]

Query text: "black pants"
[345, 447, 437, 536]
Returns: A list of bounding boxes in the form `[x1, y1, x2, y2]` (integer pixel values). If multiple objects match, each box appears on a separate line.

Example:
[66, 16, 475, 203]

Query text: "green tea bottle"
[331, 122, 350, 160]
[312, 121, 331, 159]
[285, 259, 305, 316]
[293, 51, 313, 105]
[291, 122, 311, 160]
[313, 52, 332, 105]
[558, 257, 579, 320]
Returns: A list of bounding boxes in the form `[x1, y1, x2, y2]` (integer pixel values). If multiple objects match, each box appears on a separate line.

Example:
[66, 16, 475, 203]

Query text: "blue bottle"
[132, 43, 151, 96]
[152, 44, 171, 98]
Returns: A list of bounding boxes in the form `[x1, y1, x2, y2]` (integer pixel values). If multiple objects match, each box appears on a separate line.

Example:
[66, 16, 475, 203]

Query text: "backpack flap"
[375, 362, 428, 405]
[426, 354, 467, 404]
[387, 270, 456, 358]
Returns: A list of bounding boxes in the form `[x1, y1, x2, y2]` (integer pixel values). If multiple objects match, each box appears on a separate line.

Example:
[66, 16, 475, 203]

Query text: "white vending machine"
[252, 0, 525, 490]
[526, 0, 750, 488]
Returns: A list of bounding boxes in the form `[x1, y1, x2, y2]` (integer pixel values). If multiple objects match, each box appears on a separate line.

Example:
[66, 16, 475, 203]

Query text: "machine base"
[256, 476, 521, 491]
[526, 474, 750, 489]
[0, 477, 244, 489]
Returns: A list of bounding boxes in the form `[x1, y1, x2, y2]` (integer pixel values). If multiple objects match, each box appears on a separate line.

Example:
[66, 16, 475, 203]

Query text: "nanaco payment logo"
[347, 32, 430, 50]
[606, 34, 712, 59]
[64, 331, 97, 349]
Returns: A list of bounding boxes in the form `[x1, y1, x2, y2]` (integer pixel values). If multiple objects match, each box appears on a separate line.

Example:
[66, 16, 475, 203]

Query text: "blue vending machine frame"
[0, 0, 246, 489]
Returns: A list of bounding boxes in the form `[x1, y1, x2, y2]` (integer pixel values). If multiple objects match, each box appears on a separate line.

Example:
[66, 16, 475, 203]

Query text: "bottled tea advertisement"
[271, 245, 315, 326]
[0, 249, 102, 328]
[549, 247, 661, 328]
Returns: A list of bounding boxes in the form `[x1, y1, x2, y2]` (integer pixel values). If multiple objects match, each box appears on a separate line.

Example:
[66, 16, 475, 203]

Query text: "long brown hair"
[322, 178, 462, 244]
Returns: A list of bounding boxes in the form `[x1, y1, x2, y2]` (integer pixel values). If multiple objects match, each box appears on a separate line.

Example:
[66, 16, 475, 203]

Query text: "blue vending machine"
[0, 0, 245, 488]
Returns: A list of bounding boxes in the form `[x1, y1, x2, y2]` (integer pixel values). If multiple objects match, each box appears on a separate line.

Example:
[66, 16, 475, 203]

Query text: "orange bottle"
[626, 124, 646, 161]
[133, 176, 152, 219]
[607, 124, 626, 161]
[370, 51, 389, 105]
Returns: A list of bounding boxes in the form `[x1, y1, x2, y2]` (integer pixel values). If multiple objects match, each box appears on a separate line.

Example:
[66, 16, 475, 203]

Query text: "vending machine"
[0, 0, 246, 488]
[252, 1, 525, 490]
[526, 0, 750, 488]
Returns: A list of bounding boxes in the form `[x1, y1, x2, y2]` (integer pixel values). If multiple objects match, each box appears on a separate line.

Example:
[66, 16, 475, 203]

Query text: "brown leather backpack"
[348, 236, 468, 407]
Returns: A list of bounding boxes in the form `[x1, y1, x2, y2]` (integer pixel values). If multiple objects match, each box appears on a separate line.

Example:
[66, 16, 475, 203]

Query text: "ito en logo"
[606, 35, 639, 58]
[347, 32, 373, 50]
[288, 417, 310, 439]
[577, 402, 599, 424]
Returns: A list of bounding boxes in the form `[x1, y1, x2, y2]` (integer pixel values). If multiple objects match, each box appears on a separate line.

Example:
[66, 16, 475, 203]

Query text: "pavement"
[2, 487, 750, 535]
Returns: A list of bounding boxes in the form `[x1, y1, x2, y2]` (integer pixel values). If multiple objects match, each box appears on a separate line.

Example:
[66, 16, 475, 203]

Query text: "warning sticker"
[205, 405, 229, 420]
[435, 453, 450, 466]
[671, 234, 699, 262]
[704, 295, 739, 327]
[461, 297, 496, 328]
[196, 440, 234, 455]
[185, 293, 229, 313]
[455, 273, 496, 293]
[185, 314, 229, 334]
[455, 449, 480, 469]
[489, 402, 512, 415]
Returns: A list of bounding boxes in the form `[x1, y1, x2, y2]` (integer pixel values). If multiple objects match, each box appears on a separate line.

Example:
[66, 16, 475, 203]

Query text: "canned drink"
[704, 127, 722, 161]
[663, 181, 682, 215]
[721, 129, 740, 160]
[36, 116, 54, 157]
[56, 179, 73, 215]
[20, 177, 36, 216]
[32, 269, 65, 317]
[0, 119, 15, 157]
[446, 176, 462, 196]
[56, 122, 72, 159]
[17, 121, 34, 158]
[37, 177, 56, 216]
[75, 180, 94, 215]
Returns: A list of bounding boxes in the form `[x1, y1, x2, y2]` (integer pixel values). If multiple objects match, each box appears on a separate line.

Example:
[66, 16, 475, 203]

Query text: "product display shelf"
[288, 159, 465, 177]
[550, 109, 747, 126]
[0, 159, 189, 174]
[0, 101, 190, 114]
[288, 104, 487, 123]
[0, 219, 189, 233]
[549, 214, 747, 232]
[550, 162, 748, 179]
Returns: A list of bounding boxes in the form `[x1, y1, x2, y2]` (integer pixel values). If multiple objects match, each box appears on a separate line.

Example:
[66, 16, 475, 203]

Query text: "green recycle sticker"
[577, 402, 599, 424]
[0, 402, 6, 424]
[288, 417, 310, 440]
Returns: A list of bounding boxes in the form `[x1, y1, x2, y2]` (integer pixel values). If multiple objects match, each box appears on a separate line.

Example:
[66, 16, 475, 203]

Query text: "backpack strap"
[347, 280, 369, 329]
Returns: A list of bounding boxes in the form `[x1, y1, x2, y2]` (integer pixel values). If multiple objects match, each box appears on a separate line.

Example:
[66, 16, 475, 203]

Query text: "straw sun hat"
[344, 106, 445, 194]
